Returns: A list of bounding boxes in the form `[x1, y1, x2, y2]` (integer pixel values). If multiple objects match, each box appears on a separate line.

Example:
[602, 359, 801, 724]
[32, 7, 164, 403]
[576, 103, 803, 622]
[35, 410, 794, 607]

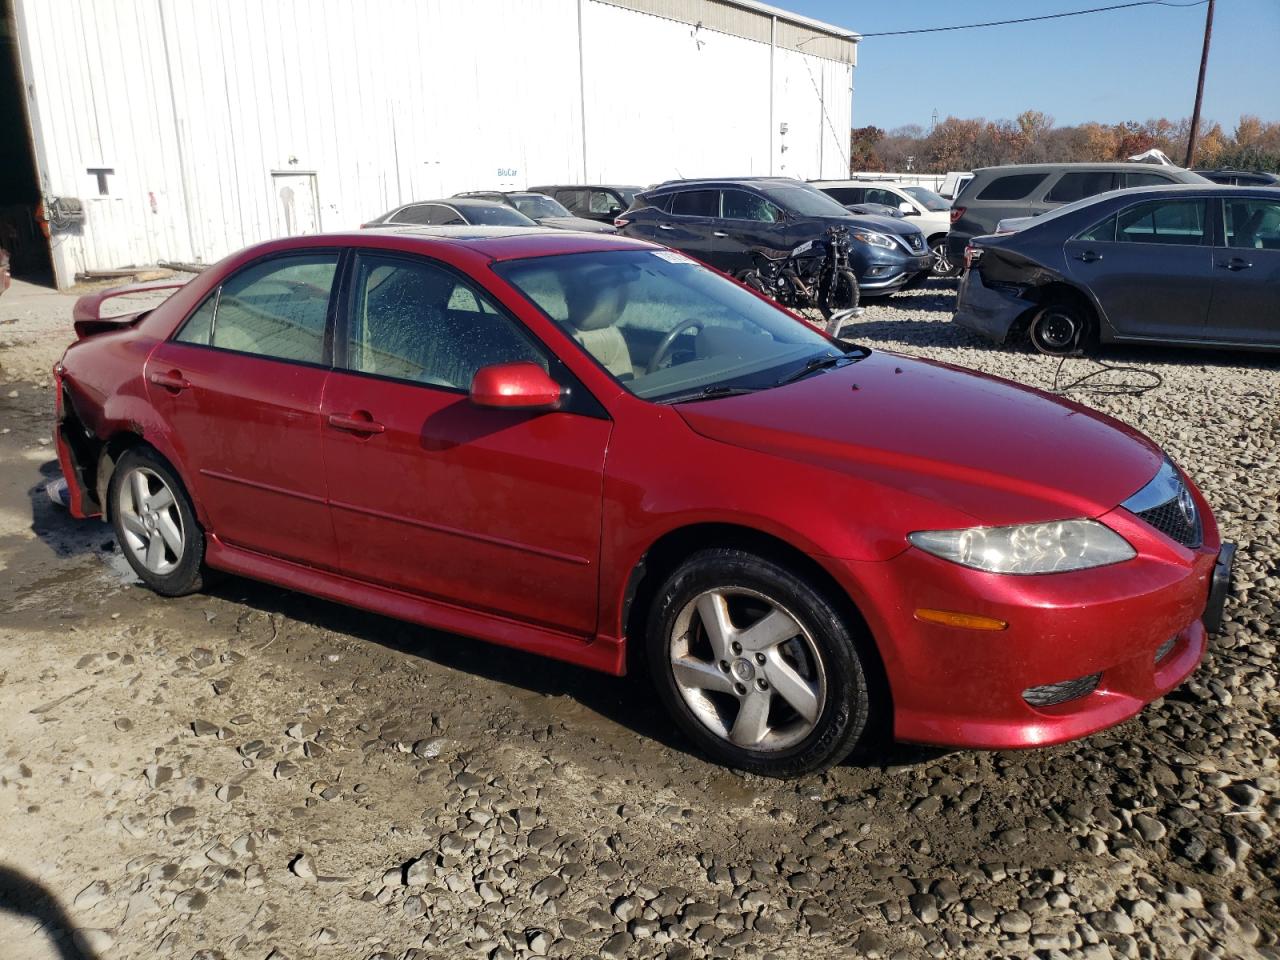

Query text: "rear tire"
[1029, 301, 1092, 356]
[646, 548, 877, 777]
[929, 238, 960, 278]
[108, 447, 206, 596]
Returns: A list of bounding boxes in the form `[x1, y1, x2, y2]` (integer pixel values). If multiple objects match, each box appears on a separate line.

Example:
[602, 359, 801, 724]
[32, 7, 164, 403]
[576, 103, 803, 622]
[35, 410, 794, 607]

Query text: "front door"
[716, 189, 789, 275]
[146, 251, 340, 567]
[1065, 197, 1214, 340]
[320, 251, 611, 635]
[1207, 196, 1280, 346]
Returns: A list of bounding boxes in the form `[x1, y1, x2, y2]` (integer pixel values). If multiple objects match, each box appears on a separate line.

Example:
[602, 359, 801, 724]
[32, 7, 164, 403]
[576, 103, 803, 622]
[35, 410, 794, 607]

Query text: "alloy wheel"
[669, 587, 827, 751]
[930, 242, 954, 276]
[116, 466, 185, 575]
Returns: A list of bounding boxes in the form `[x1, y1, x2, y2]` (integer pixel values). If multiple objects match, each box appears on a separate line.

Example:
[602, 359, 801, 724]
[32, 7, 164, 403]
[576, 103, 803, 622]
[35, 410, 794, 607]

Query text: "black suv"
[1194, 169, 1280, 187]
[616, 178, 931, 297]
[528, 185, 644, 224]
[948, 162, 1210, 265]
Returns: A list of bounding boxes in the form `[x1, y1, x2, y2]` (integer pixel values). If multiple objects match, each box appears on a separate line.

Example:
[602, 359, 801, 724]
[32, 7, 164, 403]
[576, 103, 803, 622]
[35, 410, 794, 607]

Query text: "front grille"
[1022, 672, 1102, 708]
[1135, 497, 1202, 548]
[905, 233, 924, 251]
[1154, 635, 1178, 663]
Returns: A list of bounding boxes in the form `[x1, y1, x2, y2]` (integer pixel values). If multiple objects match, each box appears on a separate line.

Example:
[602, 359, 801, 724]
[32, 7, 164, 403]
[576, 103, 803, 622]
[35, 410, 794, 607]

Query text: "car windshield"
[511, 194, 572, 219]
[496, 249, 853, 402]
[758, 183, 853, 219]
[465, 205, 538, 226]
[902, 186, 951, 211]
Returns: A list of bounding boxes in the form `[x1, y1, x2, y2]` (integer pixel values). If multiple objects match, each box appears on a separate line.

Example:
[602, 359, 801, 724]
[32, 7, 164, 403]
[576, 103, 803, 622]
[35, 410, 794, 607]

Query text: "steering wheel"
[647, 318, 705, 374]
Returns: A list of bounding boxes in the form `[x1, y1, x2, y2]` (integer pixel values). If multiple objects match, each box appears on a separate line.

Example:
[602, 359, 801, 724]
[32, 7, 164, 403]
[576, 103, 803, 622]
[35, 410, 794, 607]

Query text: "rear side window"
[641, 192, 673, 213]
[391, 204, 438, 225]
[975, 173, 1049, 201]
[671, 190, 719, 218]
[175, 254, 339, 363]
[1223, 198, 1280, 250]
[820, 187, 862, 204]
[1116, 199, 1208, 245]
[557, 189, 589, 213]
[1046, 171, 1118, 203]
[1123, 172, 1175, 188]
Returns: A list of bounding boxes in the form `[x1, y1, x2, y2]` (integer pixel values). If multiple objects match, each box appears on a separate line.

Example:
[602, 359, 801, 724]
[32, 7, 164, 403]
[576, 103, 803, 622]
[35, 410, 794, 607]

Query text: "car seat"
[563, 274, 634, 379]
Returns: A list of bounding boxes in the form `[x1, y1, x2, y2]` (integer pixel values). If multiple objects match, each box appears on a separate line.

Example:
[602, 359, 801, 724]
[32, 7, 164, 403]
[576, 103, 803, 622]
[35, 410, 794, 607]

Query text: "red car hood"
[677, 351, 1164, 527]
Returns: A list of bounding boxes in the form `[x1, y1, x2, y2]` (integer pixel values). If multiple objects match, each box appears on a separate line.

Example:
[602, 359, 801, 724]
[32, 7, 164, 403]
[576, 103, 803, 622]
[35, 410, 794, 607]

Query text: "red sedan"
[53, 227, 1234, 777]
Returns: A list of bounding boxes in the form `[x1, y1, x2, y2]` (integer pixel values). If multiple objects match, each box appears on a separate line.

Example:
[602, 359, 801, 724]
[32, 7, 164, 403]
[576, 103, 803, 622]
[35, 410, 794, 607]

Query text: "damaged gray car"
[952, 184, 1280, 355]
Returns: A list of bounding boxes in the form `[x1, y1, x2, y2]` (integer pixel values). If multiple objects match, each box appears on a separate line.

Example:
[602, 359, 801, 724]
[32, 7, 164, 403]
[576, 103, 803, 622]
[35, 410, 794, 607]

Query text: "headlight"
[851, 230, 897, 250]
[908, 519, 1135, 574]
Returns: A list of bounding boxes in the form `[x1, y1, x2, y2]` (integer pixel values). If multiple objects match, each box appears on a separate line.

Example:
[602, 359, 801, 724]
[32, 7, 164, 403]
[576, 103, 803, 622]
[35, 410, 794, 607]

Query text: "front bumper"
[951, 268, 1032, 342]
[823, 501, 1228, 750]
[859, 253, 932, 292]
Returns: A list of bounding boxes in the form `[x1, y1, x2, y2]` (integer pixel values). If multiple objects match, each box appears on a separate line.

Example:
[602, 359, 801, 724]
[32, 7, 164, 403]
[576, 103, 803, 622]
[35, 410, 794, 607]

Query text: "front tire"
[646, 548, 876, 777]
[820, 266, 860, 318]
[109, 446, 206, 596]
[929, 238, 960, 278]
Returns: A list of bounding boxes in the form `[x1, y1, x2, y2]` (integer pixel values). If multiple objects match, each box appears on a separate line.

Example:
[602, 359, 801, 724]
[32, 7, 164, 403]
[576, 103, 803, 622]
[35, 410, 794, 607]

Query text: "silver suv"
[947, 163, 1211, 264]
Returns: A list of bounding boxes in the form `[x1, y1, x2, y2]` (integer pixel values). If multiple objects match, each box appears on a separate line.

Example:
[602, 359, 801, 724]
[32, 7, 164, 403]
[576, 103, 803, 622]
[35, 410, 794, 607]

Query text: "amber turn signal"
[914, 608, 1009, 631]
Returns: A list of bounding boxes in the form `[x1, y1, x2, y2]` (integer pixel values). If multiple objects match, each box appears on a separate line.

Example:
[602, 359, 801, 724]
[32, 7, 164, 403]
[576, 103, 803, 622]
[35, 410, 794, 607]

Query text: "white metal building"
[1, 0, 857, 288]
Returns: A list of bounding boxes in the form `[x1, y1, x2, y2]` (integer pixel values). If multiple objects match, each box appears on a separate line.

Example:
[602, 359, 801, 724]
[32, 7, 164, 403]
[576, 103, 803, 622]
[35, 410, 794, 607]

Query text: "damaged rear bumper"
[951, 269, 1033, 343]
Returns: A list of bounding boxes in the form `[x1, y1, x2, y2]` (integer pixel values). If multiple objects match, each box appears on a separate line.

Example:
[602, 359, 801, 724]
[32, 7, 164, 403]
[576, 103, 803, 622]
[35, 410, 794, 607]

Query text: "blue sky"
[785, 1, 1279, 132]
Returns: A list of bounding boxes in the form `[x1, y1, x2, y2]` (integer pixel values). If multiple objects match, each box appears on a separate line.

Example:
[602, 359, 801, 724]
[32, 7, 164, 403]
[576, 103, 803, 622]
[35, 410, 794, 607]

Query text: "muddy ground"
[0, 278, 1277, 960]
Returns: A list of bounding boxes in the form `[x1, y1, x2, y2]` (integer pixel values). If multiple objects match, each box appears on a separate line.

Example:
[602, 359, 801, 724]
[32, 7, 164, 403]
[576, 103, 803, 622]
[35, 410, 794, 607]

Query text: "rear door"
[1207, 195, 1280, 346]
[146, 251, 341, 567]
[1065, 196, 1214, 340]
[660, 190, 723, 266]
[320, 251, 611, 634]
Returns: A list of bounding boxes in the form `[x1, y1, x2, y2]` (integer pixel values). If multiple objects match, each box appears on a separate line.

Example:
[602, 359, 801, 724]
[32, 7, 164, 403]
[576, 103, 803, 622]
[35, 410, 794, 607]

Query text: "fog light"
[865, 265, 889, 277]
[1022, 672, 1101, 708]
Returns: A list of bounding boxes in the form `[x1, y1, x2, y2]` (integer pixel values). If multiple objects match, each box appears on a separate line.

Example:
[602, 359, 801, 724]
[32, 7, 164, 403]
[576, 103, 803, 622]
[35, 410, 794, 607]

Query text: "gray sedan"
[952, 184, 1280, 354]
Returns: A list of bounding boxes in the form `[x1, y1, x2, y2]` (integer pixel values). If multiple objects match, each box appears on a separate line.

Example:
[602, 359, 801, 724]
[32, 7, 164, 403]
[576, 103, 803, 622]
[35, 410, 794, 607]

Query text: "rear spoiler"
[72, 278, 190, 339]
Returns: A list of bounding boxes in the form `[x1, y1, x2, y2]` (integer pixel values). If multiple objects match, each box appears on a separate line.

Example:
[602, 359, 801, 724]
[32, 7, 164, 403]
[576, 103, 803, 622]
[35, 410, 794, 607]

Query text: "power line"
[859, 1, 1208, 38]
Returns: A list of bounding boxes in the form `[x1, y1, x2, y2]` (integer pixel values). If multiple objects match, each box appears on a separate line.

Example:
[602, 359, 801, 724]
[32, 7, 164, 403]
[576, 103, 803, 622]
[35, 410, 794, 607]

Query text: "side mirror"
[470, 361, 562, 410]
[898, 202, 916, 215]
[608, 205, 623, 216]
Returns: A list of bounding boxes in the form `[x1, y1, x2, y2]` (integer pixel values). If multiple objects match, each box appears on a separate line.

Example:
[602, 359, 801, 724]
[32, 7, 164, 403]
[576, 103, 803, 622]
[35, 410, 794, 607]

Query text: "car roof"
[970, 162, 1207, 176]
[648, 176, 805, 191]
[530, 183, 643, 190]
[811, 179, 911, 189]
[321, 226, 655, 261]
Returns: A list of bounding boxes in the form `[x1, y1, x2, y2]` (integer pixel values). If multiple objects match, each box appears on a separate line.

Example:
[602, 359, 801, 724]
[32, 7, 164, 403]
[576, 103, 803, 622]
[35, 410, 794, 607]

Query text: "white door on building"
[271, 173, 321, 236]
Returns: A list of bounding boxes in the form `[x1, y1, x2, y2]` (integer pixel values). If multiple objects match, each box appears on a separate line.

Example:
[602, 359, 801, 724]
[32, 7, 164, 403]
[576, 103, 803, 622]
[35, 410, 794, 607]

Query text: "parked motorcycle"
[738, 226, 860, 334]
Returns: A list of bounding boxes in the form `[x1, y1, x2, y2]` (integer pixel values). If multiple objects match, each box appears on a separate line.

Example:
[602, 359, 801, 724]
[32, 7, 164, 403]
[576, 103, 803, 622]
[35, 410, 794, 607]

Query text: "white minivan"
[811, 179, 958, 276]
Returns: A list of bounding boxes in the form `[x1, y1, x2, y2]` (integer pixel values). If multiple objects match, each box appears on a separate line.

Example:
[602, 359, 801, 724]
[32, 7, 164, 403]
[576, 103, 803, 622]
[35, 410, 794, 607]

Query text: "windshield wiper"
[659, 385, 761, 404]
[776, 352, 860, 386]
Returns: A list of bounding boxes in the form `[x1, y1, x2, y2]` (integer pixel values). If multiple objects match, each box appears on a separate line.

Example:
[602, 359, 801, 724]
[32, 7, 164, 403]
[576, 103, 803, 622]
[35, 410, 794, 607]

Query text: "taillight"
[964, 244, 983, 270]
[950, 206, 965, 225]
[614, 217, 631, 228]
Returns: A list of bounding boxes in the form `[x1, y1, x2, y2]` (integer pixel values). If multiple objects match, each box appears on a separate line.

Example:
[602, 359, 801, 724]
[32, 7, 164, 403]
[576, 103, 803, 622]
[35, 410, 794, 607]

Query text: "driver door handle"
[1216, 257, 1252, 271]
[657, 223, 674, 231]
[713, 231, 728, 238]
[327, 412, 385, 435]
[148, 369, 190, 393]
[1074, 250, 1103, 263]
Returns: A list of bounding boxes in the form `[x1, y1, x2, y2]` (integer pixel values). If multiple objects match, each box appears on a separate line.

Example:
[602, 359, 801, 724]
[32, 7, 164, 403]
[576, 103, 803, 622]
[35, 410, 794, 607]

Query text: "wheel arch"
[1011, 280, 1102, 343]
[618, 522, 892, 724]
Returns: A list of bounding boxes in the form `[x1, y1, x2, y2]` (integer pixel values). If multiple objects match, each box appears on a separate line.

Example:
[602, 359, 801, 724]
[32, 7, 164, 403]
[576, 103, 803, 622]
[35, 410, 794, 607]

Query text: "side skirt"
[204, 535, 626, 675]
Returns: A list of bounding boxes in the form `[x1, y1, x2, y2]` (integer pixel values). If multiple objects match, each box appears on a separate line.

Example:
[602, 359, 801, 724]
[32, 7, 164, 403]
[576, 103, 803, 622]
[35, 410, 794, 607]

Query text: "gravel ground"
[0, 278, 1277, 960]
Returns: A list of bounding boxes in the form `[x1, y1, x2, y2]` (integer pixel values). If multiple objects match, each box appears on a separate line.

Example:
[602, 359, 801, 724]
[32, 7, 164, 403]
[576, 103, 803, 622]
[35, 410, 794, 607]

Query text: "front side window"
[1116, 199, 1208, 245]
[1046, 171, 1118, 204]
[902, 186, 950, 211]
[670, 190, 719, 218]
[346, 254, 545, 389]
[496, 249, 838, 401]
[820, 187, 862, 205]
[976, 173, 1049, 201]
[721, 190, 782, 223]
[175, 254, 338, 363]
[1223, 198, 1280, 250]
[557, 189, 589, 213]
[589, 190, 620, 214]
[864, 188, 902, 207]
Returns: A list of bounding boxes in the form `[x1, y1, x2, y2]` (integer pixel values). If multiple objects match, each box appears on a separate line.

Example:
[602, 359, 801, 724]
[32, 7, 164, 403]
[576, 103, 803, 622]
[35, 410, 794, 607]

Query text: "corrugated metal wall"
[14, 0, 853, 286]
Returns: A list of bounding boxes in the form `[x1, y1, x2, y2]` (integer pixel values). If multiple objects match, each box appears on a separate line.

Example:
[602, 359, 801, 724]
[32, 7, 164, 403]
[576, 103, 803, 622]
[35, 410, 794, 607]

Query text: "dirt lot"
[1, 278, 1277, 960]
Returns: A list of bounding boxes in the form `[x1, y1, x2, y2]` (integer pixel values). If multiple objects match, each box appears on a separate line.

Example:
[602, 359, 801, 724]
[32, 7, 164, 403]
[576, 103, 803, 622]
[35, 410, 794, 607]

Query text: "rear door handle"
[1217, 257, 1252, 271]
[657, 223, 674, 231]
[326, 412, 385, 435]
[1074, 250, 1103, 263]
[713, 231, 729, 238]
[148, 369, 190, 393]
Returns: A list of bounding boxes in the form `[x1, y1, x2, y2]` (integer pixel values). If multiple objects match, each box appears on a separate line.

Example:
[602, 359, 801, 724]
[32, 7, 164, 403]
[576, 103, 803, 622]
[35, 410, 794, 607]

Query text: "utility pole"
[1183, 0, 1215, 168]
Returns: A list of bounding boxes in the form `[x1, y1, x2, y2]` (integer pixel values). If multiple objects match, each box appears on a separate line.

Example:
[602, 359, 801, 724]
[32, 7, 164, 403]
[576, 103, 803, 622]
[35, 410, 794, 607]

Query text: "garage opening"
[0, 0, 53, 287]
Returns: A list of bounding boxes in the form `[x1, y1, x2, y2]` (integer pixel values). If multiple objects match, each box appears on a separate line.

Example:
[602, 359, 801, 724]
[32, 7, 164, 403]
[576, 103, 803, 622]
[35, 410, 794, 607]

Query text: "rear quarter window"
[1046, 171, 1118, 203]
[975, 173, 1050, 201]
